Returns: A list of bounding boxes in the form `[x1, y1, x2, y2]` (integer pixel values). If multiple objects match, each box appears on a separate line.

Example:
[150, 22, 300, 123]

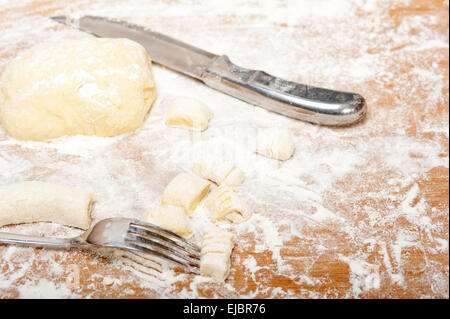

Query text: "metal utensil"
[51, 15, 367, 126]
[0, 217, 201, 274]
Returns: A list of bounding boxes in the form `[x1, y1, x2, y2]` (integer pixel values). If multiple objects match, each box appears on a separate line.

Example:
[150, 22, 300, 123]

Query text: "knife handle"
[201, 55, 366, 126]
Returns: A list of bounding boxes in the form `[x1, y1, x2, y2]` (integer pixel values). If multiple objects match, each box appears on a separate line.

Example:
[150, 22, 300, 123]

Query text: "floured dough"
[161, 172, 210, 215]
[143, 205, 192, 237]
[205, 186, 252, 224]
[255, 127, 295, 160]
[200, 227, 235, 281]
[0, 38, 157, 141]
[0, 181, 95, 229]
[192, 153, 244, 186]
[165, 97, 213, 131]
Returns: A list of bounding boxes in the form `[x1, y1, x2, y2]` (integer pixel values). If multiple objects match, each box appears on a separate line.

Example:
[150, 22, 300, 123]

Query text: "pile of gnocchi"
[142, 96, 296, 281]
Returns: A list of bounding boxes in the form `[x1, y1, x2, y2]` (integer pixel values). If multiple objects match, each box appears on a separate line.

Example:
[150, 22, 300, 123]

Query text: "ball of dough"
[0, 38, 157, 141]
[205, 185, 252, 224]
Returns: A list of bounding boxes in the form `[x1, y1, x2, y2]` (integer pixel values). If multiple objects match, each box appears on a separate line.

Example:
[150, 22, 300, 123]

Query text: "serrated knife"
[51, 15, 366, 126]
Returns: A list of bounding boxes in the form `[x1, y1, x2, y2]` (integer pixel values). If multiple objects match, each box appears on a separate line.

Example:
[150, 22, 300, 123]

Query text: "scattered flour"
[0, 0, 448, 298]
[17, 279, 78, 299]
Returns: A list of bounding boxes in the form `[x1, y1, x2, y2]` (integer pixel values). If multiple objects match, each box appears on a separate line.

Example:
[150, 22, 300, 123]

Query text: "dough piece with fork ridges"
[205, 185, 252, 224]
[192, 153, 244, 186]
[255, 127, 295, 160]
[200, 227, 235, 281]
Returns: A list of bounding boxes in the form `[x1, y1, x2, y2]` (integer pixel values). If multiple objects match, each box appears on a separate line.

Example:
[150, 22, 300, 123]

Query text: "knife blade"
[51, 15, 366, 126]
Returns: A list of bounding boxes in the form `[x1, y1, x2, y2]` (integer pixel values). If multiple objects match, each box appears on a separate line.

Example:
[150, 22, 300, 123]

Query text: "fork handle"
[0, 231, 83, 249]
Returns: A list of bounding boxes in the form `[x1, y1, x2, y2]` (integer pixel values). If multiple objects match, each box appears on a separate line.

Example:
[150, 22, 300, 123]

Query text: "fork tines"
[125, 220, 201, 274]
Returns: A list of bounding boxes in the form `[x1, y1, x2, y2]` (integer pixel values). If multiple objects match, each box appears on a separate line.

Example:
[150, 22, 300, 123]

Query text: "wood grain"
[0, 0, 448, 299]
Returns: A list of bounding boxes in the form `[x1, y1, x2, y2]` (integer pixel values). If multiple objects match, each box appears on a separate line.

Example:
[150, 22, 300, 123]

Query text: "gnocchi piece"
[0, 181, 95, 230]
[255, 127, 295, 160]
[161, 172, 211, 215]
[165, 97, 213, 131]
[205, 186, 252, 224]
[200, 227, 235, 281]
[192, 154, 244, 187]
[222, 167, 245, 187]
[143, 205, 192, 237]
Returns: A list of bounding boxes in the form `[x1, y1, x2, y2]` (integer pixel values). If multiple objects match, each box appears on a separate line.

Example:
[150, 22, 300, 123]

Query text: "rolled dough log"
[0, 38, 157, 141]
[0, 181, 95, 230]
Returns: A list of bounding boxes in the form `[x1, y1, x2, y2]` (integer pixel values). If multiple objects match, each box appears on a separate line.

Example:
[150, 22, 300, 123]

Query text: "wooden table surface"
[0, 0, 448, 299]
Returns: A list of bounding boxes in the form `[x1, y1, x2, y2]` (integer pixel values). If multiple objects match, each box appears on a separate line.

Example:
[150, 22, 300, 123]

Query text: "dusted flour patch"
[0, 38, 156, 141]
[0, 0, 447, 299]
[17, 278, 78, 299]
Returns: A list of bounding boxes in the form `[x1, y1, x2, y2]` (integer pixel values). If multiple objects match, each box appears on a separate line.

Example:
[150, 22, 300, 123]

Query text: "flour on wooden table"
[0, 0, 448, 298]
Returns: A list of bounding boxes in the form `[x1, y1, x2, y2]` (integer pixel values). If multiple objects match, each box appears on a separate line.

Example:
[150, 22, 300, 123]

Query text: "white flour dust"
[0, 0, 448, 298]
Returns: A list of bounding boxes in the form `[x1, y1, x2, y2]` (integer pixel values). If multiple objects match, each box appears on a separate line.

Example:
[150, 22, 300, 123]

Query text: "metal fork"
[0, 218, 201, 274]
